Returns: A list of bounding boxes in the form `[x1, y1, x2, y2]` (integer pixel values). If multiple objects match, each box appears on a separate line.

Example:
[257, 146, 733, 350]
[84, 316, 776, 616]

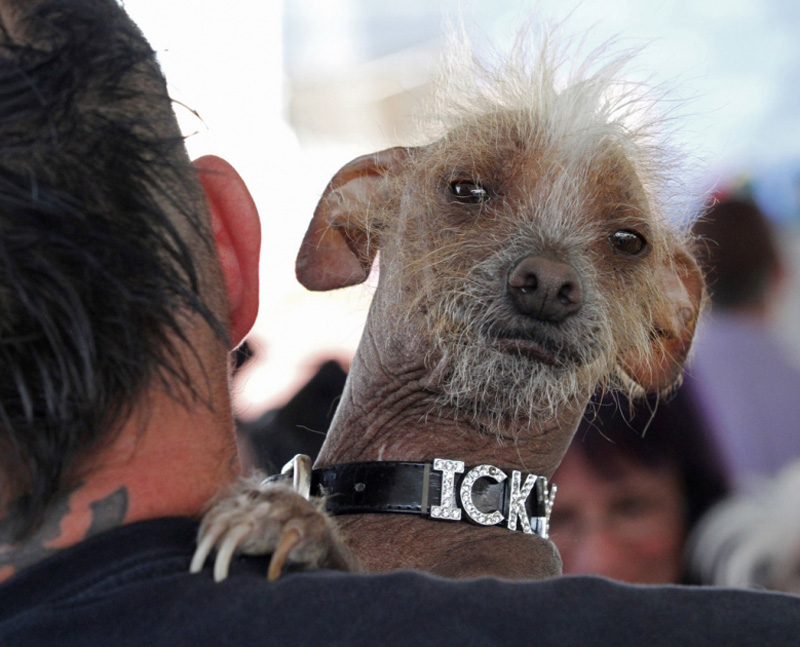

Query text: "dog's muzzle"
[264, 455, 557, 539]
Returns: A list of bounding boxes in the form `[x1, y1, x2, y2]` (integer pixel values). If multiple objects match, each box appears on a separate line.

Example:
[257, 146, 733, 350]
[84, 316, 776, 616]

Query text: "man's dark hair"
[691, 197, 781, 311]
[0, 0, 226, 538]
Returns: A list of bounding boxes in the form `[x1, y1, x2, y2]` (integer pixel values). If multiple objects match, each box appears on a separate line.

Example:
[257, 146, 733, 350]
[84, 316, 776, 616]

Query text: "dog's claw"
[213, 522, 252, 583]
[192, 474, 362, 582]
[268, 525, 304, 581]
[189, 530, 217, 574]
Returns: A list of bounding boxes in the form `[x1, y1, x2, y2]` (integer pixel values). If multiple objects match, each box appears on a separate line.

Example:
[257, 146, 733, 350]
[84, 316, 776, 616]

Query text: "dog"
[191, 33, 704, 581]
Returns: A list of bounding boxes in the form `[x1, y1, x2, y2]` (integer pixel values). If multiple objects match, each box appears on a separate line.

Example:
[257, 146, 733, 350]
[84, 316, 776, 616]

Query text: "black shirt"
[1, 517, 798, 646]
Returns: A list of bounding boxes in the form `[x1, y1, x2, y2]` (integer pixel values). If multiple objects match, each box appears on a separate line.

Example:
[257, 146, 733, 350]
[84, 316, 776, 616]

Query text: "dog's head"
[296, 42, 704, 431]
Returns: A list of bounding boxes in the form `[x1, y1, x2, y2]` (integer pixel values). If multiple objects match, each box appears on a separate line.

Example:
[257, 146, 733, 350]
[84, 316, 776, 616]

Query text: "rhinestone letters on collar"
[429, 458, 557, 538]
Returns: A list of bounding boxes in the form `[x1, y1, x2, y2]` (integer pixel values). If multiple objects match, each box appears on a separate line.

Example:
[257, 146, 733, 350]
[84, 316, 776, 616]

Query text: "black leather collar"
[265, 456, 556, 538]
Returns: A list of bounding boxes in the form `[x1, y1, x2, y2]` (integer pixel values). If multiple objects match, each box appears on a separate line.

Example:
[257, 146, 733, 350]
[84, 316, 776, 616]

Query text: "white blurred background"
[123, 0, 800, 418]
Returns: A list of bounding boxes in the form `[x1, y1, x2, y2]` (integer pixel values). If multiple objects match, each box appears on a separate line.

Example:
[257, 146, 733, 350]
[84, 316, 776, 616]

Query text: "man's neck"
[0, 387, 239, 583]
[0, 481, 131, 581]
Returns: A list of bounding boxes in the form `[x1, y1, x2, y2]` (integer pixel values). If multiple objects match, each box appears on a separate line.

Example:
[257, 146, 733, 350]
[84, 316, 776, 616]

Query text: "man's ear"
[194, 155, 261, 348]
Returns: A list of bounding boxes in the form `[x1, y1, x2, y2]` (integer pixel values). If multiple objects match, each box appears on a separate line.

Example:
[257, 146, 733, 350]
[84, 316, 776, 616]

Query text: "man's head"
[0, 0, 259, 539]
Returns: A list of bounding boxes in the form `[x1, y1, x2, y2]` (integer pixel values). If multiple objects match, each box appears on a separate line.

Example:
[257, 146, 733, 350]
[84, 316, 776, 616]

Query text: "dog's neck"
[314, 324, 586, 579]
[317, 322, 584, 471]
[330, 512, 563, 579]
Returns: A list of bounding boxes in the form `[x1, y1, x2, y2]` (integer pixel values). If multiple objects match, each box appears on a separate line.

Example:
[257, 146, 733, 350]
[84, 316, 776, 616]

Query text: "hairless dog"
[192, 36, 704, 582]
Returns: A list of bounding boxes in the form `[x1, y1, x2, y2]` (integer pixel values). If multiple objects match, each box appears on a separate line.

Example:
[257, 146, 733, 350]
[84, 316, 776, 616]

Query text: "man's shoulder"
[1, 518, 798, 647]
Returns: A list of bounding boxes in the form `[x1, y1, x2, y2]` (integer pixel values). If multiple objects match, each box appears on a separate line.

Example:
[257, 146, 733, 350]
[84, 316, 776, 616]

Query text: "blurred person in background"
[687, 195, 800, 489]
[689, 459, 800, 594]
[550, 389, 730, 584]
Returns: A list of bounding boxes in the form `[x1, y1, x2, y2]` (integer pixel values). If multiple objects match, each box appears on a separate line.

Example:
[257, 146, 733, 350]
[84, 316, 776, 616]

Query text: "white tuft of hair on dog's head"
[426, 24, 689, 211]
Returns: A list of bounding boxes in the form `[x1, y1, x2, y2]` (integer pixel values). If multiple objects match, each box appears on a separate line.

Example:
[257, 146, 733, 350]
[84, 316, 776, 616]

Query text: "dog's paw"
[190, 474, 362, 582]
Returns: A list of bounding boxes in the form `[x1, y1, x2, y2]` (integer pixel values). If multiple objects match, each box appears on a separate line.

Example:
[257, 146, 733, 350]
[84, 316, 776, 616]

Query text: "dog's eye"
[610, 230, 647, 256]
[448, 179, 489, 204]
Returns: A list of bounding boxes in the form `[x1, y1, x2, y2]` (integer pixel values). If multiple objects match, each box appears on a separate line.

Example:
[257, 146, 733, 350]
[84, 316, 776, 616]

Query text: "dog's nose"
[507, 254, 582, 322]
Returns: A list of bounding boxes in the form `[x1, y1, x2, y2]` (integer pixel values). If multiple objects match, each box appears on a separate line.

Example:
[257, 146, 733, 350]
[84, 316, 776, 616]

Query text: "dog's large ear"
[619, 245, 705, 393]
[296, 147, 412, 291]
